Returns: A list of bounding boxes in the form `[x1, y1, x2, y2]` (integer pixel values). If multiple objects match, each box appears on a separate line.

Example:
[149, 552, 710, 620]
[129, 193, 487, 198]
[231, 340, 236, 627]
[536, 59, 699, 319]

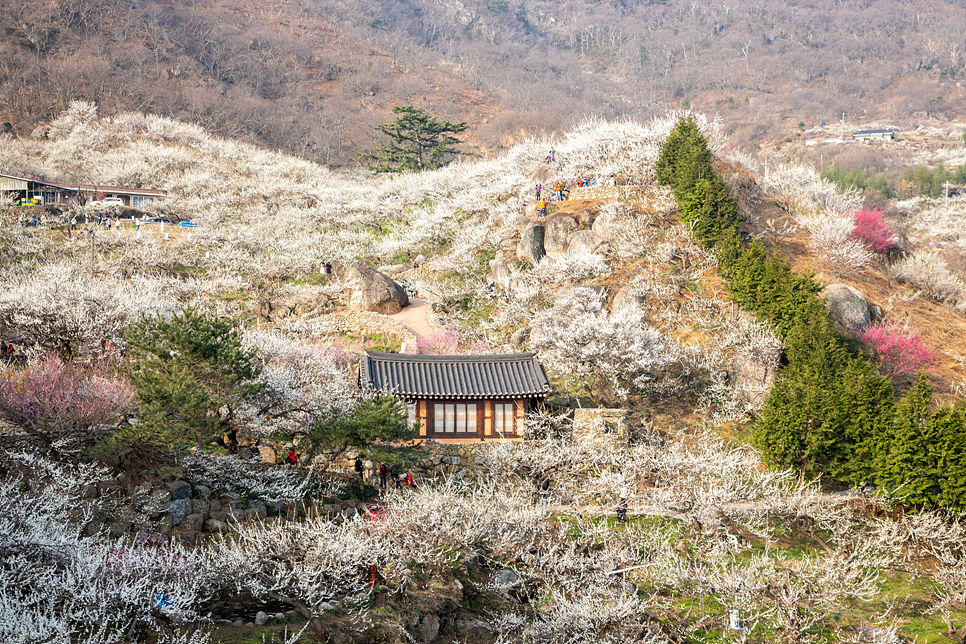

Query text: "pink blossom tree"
[0, 353, 135, 456]
[851, 206, 896, 254]
[859, 320, 935, 379]
[416, 326, 488, 355]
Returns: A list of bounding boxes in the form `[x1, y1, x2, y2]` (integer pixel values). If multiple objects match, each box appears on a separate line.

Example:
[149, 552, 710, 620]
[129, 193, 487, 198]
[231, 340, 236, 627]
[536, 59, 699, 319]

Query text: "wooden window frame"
[427, 400, 484, 439]
[490, 399, 525, 438]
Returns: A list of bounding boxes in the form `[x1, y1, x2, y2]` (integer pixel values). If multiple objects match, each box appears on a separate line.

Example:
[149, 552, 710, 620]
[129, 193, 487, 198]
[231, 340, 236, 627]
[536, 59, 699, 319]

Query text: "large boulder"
[568, 230, 609, 255]
[824, 283, 870, 331]
[346, 262, 409, 315]
[489, 258, 511, 291]
[591, 213, 620, 244]
[544, 213, 578, 257]
[517, 223, 546, 265]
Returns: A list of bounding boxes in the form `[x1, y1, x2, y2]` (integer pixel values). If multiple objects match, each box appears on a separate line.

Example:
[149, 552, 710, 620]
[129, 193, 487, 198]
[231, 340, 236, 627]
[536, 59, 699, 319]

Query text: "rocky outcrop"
[544, 213, 578, 257]
[824, 283, 871, 331]
[568, 230, 610, 255]
[517, 222, 546, 265]
[346, 262, 409, 315]
[489, 257, 511, 291]
[293, 309, 417, 348]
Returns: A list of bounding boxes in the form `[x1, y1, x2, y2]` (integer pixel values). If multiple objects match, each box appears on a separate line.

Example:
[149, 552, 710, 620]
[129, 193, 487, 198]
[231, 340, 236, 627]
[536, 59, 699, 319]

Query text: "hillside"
[2, 106, 966, 644]
[2, 0, 966, 165]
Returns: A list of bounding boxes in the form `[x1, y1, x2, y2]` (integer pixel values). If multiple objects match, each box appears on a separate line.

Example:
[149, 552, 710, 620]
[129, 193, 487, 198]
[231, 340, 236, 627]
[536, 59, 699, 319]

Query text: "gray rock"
[543, 213, 578, 257]
[346, 262, 409, 315]
[319, 602, 337, 611]
[456, 618, 495, 639]
[150, 488, 171, 503]
[203, 519, 228, 533]
[265, 500, 282, 516]
[127, 417, 139, 425]
[236, 447, 252, 460]
[493, 569, 521, 589]
[413, 254, 427, 267]
[195, 485, 211, 498]
[612, 285, 643, 311]
[591, 213, 622, 243]
[274, 612, 285, 622]
[248, 501, 267, 520]
[156, 516, 173, 533]
[517, 223, 546, 265]
[512, 216, 534, 233]
[168, 499, 189, 526]
[510, 327, 529, 348]
[489, 258, 511, 291]
[568, 230, 609, 255]
[254, 611, 269, 626]
[180, 513, 205, 532]
[80, 484, 98, 499]
[442, 456, 461, 466]
[419, 613, 440, 643]
[167, 480, 192, 501]
[824, 283, 870, 331]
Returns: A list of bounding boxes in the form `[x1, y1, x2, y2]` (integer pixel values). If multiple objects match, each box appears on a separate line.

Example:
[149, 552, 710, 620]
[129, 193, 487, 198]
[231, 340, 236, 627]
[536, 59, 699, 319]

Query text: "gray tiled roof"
[362, 350, 551, 399]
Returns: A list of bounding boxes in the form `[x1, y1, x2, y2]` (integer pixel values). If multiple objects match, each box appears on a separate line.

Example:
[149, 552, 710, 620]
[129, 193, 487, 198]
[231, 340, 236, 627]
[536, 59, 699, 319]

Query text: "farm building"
[0, 172, 166, 208]
[361, 350, 552, 442]
[851, 129, 895, 141]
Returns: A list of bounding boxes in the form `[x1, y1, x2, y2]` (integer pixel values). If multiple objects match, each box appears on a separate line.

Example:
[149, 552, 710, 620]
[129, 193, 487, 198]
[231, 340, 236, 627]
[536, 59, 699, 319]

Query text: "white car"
[89, 197, 124, 208]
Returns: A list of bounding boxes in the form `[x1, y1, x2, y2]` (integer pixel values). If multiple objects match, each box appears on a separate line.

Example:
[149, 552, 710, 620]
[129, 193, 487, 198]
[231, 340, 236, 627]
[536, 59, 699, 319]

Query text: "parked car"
[140, 217, 173, 225]
[177, 221, 200, 228]
[89, 197, 124, 208]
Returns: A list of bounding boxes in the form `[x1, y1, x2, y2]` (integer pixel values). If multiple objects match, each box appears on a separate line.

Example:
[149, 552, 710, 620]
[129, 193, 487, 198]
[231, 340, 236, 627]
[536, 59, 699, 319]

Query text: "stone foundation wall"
[568, 185, 643, 201]
[288, 310, 416, 348]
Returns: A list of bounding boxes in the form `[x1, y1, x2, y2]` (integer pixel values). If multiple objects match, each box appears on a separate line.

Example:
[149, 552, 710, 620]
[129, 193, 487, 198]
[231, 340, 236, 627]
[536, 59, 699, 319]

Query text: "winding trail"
[389, 297, 435, 341]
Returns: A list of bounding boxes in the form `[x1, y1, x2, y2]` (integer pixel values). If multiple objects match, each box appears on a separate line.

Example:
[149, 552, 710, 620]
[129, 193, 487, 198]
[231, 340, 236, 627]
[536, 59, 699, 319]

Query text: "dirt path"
[389, 297, 435, 340]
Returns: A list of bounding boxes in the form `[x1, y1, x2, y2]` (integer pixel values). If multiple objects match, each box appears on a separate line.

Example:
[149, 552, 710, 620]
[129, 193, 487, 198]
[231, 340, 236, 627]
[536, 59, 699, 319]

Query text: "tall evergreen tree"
[116, 308, 262, 457]
[361, 105, 469, 173]
[879, 375, 939, 507]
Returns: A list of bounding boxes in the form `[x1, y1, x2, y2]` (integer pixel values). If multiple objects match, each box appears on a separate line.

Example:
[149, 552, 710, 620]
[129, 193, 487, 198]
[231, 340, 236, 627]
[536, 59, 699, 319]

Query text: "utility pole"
[842, 112, 846, 141]
[89, 229, 95, 268]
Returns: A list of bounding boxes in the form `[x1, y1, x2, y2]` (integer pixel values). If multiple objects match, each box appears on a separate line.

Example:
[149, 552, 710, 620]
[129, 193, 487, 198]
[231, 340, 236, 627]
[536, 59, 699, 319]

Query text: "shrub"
[859, 320, 935, 378]
[851, 206, 896, 254]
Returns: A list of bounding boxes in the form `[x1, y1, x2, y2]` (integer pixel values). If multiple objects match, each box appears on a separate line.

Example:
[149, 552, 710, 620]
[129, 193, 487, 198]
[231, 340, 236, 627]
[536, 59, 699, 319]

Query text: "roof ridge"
[364, 350, 537, 363]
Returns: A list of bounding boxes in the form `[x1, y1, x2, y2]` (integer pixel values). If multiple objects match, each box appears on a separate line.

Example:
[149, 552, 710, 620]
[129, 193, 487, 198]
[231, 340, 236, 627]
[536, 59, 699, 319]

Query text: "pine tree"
[305, 393, 418, 472]
[361, 105, 469, 173]
[116, 308, 262, 458]
[656, 117, 711, 190]
[879, 375, 939, 507]
[935, 405, 966, 510]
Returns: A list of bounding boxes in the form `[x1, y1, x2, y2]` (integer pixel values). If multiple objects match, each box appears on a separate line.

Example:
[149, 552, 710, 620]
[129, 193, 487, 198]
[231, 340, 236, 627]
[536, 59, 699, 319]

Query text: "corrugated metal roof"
[362, 350, 552, 399]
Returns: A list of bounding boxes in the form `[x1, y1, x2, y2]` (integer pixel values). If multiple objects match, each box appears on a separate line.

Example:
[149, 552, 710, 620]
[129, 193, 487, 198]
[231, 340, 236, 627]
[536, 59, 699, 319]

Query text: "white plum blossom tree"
[530, 287, 668, 403]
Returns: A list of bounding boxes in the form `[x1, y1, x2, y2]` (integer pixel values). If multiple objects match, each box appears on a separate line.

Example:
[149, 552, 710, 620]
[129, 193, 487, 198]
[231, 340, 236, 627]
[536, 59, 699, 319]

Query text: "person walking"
[617, 485, 629, 523]
[354, 456, 365, 483]
[378, 463, 389, 490]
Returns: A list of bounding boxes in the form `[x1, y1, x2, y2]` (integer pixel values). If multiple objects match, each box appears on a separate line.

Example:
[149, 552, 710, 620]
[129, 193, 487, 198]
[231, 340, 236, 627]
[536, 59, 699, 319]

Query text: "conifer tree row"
[656, 117, 966, 511]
